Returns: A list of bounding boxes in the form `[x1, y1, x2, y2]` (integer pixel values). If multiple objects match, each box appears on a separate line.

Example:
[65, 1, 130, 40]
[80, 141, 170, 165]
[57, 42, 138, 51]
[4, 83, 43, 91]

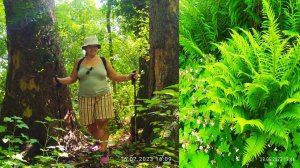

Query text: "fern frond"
[267, 134, 289, 149]
[282, 0, 300, 33]
[282, 39, 300, 81]
[263, 118, 289, 144]
[233, 117, 265, 133]
[276, 92, 300, 114]
[244, 83, 269, 111]
[242, 133, 267, 166]
[279, 104, 300, 120]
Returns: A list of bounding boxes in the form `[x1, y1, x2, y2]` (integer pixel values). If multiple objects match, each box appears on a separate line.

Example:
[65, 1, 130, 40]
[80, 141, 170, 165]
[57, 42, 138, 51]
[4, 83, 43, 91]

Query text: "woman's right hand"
[53, 76, 62, 87]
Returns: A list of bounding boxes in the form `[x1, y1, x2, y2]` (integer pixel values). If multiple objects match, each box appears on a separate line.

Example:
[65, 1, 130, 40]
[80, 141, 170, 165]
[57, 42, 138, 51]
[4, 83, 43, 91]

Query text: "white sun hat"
[82, 35, 101, 49]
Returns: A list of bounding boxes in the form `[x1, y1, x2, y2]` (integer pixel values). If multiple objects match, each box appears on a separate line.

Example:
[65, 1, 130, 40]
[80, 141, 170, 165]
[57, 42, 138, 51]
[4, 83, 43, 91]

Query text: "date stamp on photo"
[121, 156, 172, 163]
[260, 156, 295, 162]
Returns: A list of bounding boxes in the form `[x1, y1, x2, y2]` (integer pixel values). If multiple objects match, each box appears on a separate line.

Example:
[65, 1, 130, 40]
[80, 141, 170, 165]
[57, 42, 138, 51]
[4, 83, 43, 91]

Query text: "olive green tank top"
[77, 63, 110, 96]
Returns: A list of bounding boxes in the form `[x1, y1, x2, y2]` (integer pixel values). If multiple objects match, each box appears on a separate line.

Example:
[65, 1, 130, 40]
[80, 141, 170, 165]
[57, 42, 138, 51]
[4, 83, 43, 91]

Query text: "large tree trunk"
[1, 0, 72, 147]
[140, 0, 179, 142]
[148, 0, 178, 96]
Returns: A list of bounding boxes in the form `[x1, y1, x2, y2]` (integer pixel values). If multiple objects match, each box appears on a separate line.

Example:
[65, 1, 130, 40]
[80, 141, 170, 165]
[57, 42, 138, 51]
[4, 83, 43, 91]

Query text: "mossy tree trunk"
[141, 0, 179, 142]
[1, 0, 72, 147]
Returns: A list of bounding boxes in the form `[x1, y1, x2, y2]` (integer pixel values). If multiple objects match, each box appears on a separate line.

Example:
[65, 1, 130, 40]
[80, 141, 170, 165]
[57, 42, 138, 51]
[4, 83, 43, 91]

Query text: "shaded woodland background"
[0, 0, 178, 167]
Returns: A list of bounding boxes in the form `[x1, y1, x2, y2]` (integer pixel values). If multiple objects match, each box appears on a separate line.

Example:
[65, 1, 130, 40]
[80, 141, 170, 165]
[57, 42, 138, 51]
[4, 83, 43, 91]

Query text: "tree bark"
[140, 0, 179, 143]
[106, 0, 117, 94]
[1, 0, 72, 146]
[148, 0, 179, 97]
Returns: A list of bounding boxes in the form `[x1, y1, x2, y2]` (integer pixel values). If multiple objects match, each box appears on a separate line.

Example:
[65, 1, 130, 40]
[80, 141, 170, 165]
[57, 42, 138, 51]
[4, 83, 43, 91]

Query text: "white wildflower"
[59, 152, 69, 157]
[204, 148, 208, 153]
[236, 156, 240, 161]
[12, 154, 26, 162]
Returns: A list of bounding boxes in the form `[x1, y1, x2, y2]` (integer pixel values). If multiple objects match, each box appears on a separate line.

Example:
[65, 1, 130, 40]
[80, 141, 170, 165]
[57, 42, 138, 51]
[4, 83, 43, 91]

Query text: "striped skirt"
[78, 92, 115, 126]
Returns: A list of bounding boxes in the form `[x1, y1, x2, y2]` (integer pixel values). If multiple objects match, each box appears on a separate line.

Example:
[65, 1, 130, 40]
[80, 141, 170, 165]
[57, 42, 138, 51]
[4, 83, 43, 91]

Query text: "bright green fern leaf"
[242, 133, 267, 166]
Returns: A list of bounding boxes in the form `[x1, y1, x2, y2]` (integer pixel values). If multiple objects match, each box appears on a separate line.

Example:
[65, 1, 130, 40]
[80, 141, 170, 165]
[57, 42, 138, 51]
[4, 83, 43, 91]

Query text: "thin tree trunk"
[106, 0, 117, 93]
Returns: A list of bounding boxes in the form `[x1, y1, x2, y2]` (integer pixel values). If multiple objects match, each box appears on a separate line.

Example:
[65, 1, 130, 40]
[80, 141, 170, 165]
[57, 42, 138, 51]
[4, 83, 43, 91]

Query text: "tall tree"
[148, 0, 178, 96]
[1, 0, 72, 146]
[141, 0, 179, 142]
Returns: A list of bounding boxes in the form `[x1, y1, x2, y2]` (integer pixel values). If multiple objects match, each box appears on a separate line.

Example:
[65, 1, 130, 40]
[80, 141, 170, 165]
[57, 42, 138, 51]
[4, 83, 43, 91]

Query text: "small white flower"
[59, 152, 69, 157]
[207, 144, 210, 149]
[2, 138, 9, 143]
[204, 148, 208, 153]
[199, 146, 203, 150]
[197, 119, 201, 125]
[274, 147, 278, 152]
[230, 126, 233, 131]
[228, 152, 232, 156]
[182, 143, 186, 149]
[235, 148, 239, 153]
[211, 160, 216, 164]
[190, 68, 193, 72]
[210, 122, 215, 126]
[203, 123, 206, 128]
[236, 156, 240, 161]
[185, 70, 188, 74]
[12, 154, 26, 162]
[195, 70, 199, 74]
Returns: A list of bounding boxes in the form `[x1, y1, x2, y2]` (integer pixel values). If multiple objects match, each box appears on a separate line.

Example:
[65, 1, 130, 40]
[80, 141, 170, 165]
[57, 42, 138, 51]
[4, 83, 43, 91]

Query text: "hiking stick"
[131, 70, 137, 142]
[54, 75, 62, 119]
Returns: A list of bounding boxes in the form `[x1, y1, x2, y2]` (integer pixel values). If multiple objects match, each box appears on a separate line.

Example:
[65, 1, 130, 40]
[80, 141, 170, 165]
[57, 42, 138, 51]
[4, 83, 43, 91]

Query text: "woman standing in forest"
[53, 35, 137, 164]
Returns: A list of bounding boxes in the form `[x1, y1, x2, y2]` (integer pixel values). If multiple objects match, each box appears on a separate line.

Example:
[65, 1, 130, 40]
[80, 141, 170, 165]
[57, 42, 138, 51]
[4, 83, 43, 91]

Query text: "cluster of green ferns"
[180, 0, 300, 167]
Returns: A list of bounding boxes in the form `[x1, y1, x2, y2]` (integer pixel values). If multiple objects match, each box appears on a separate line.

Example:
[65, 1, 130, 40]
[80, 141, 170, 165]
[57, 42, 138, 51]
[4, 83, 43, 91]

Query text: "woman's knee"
[87, 122, 98, 133]
[97, 119, 109, 129]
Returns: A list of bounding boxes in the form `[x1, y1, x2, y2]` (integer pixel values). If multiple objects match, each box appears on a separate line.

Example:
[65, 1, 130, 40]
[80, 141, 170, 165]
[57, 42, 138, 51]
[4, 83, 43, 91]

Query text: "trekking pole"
[54, 75, 62, 120]
[131, 70, 137, 142]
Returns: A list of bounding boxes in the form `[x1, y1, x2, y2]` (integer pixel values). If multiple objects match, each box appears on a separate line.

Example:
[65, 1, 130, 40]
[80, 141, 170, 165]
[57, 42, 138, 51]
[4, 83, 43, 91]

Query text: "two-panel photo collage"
[0, 0, 299, 167]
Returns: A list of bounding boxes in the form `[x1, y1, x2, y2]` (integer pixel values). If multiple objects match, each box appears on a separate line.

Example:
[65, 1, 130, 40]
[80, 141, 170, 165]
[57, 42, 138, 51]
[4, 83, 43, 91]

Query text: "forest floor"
[55, 120, 175, 168]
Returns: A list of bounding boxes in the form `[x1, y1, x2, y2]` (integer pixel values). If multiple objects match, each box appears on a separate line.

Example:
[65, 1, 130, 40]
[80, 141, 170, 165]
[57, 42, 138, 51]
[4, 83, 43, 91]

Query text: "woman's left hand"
[128, 72, 138, 81]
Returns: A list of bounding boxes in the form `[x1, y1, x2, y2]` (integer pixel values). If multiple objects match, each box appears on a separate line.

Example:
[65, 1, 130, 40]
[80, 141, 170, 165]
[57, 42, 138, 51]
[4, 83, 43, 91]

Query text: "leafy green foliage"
[0, 116, 38, 167]
[139, 85, 179, 164]
[180, 0, 300, 167]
